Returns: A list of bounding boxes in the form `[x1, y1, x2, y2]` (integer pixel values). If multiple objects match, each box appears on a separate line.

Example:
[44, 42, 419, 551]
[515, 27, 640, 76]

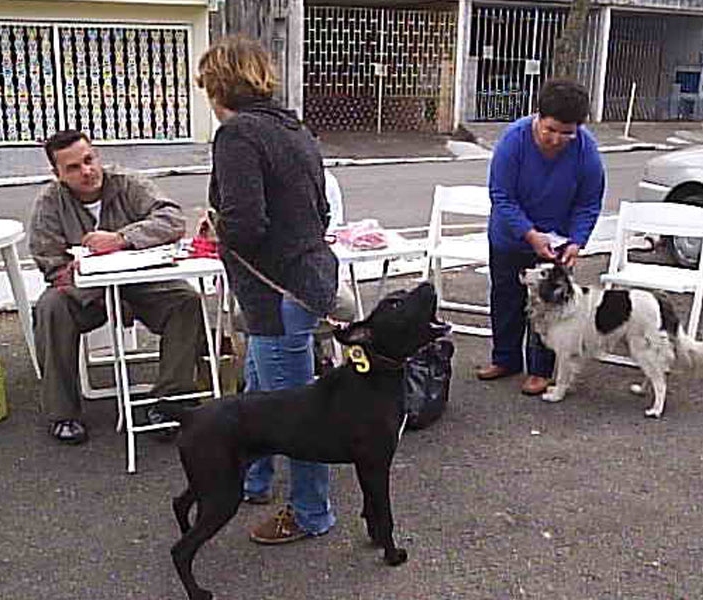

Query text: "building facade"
[298, 0, 703, 132]
[4, 0, 703, 143]
[0, 0, 211, 145]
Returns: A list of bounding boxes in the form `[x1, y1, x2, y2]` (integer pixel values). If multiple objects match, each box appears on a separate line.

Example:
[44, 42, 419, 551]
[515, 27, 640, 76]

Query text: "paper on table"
[72, 244, 177, 275]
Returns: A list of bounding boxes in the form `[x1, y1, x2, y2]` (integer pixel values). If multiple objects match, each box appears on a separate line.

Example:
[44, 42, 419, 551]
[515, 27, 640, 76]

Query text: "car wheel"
[665, 195, 703, 268]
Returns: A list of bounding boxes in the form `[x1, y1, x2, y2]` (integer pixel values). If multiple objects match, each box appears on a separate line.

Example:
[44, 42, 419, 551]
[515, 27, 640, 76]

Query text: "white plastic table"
[331, 230, 427, 318]
[0, 219, 41, 378]
[75, 257, 226, 473]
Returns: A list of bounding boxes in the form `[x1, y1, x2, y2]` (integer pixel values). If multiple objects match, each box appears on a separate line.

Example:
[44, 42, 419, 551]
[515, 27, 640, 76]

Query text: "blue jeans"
[244, 299, 336, 535]
[489, 248, 555, 378]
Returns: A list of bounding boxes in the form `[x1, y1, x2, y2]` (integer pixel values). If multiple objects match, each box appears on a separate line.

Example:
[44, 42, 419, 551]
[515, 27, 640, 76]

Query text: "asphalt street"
[2, 251, 703, 600]
[3, 146, 703, 600]
[0, 150, 659, 259]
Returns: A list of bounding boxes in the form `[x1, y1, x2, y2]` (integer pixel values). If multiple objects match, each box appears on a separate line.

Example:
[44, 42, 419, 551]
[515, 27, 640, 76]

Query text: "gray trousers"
[33, 282, 204, 422]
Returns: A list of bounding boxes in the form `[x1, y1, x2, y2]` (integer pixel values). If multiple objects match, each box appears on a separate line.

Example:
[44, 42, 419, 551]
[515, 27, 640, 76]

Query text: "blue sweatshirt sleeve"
[568, 138, 605, 247]
[488, 131, 534, 241]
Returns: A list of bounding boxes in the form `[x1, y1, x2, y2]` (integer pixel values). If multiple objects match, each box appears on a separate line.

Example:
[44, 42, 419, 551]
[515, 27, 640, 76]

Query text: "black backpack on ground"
[404, 337, 455, 430]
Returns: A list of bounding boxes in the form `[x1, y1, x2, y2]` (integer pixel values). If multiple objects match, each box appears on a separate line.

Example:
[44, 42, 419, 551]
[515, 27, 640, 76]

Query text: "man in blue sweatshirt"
[477, 78, 605, 395]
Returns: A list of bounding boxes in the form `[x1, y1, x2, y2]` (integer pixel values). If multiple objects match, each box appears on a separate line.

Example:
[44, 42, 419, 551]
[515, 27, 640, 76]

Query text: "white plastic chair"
[423, 184, 492, 336]
[600, 201, 703, 362]
[421, 187, 649, 338]
[79, 321, 155, 397]
[325, 169, 345, 229]
[78, 318, 159, 433]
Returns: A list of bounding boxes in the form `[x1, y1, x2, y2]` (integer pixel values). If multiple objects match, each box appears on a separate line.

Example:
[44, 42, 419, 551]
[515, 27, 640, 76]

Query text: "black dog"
[157, 282, 451, 600]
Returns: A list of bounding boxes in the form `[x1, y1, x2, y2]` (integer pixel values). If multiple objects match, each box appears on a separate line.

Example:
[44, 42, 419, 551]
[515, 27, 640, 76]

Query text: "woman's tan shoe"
[476, 364, 519, 381]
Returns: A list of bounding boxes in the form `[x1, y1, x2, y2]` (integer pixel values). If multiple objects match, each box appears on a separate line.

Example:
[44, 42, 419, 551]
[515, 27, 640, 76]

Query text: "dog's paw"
[645, 407, 663, 419]
[384, 547, 408, 566]
[541, 387, 565, 403]
[630, 383, 645, 396]
[192, 589, 213, 600]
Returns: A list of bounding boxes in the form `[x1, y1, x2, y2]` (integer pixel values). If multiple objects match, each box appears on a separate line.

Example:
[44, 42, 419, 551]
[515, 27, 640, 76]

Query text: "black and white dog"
[522, 263, 703, 418]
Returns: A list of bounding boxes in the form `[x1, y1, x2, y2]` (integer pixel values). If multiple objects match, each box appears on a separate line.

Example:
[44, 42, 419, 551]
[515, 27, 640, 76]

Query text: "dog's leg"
[355, 461, 407, 566]
[354, 462, 380, 546]
[640, 366, 667, 419]
[172, 486, 243, 600]
[630, 340, 668, 418]
[173, 486, 197, 534]
[542, 355, 578, 403]
[643, 370, 667, 419]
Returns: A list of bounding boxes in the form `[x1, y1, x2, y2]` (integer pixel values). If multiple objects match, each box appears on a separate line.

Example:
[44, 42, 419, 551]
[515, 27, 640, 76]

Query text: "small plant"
[451, 123, 478, 143]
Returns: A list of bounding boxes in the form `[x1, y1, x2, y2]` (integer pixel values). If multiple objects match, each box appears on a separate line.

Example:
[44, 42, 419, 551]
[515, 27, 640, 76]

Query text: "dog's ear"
[554, 262, 574, 276]
[333, 323, 373, 346]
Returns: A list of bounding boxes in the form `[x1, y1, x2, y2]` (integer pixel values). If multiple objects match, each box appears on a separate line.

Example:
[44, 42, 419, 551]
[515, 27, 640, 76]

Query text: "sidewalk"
[2, 121, 703, 186]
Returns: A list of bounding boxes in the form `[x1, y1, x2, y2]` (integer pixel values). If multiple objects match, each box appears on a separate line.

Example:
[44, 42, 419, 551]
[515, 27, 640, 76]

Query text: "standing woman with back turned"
[197, 35, 338, 543]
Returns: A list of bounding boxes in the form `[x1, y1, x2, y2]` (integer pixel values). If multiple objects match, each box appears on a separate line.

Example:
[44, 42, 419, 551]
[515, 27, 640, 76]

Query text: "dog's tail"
[675, 328, 703, 372]
[153, 400, 197, 428]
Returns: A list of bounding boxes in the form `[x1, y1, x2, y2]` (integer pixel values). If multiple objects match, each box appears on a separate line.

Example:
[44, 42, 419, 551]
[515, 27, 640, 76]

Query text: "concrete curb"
[323, 153, 490, 167]
[0, 141, 677, 187]
[0, 154, 489, 187]
[0, 174, 53, 187]
[598, 142, 675, 154]
[0, 165, 214, 188]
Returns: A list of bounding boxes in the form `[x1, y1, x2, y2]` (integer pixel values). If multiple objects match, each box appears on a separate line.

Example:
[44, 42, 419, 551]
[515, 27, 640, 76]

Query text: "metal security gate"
[604, 15, 665, 121]
[303, 5, 456, 133]
[0, 22, 192, 144]
[0, 25, 56, 142]
[471, 5, 600, 121]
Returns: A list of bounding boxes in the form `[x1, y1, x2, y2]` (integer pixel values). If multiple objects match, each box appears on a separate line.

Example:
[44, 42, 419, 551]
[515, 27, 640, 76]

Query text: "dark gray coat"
[209, 99, 338, 335]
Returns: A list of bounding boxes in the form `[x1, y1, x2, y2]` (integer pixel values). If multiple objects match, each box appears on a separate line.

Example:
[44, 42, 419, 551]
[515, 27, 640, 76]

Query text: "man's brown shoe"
[476, 364, 519, 381]
[521, 375, 550, 396]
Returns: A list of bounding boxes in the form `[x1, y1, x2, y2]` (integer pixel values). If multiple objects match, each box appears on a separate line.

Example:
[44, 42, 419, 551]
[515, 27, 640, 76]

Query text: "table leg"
[198, 277, 221, 399]
[215, 277, 223, 359]
[348, 263, 364, 319]
[2, 243, 41, 378]
[374, 258, 391, 308]
[111, 285, 137, 473]
[104, 287, 124, 433]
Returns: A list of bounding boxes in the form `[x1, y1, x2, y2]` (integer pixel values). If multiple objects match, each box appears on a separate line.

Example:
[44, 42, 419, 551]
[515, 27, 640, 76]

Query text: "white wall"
[0, 0, 211, 142]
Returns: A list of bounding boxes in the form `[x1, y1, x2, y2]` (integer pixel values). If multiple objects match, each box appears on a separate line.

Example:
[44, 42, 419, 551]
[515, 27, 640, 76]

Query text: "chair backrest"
[427, 185, 491, 250]
[431, 184, 491, 217]
[325, 169, 345, 229]
[608, 201, 703, 273]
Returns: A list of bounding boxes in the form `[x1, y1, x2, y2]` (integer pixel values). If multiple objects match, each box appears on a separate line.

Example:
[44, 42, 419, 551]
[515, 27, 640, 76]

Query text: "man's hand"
[53, 262, 75, 290]
[525, 229, 557, 261]
[82, 230, 128, 254]
[559, 243, 580, 268]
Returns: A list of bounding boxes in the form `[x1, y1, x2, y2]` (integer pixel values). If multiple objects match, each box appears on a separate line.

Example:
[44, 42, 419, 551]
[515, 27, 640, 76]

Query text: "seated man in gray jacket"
[30, 130, 203, 445]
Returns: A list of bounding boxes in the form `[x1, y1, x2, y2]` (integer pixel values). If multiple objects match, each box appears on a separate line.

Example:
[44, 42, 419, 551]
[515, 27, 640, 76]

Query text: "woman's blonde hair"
[196, 35, 277, 108]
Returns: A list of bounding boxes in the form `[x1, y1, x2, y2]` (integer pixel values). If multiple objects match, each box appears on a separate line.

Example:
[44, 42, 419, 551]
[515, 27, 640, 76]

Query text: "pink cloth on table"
[334, 219, 389, 250]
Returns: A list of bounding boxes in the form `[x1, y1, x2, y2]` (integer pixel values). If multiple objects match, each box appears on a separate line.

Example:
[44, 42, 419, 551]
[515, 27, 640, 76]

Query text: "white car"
[636, 145, 703, 267]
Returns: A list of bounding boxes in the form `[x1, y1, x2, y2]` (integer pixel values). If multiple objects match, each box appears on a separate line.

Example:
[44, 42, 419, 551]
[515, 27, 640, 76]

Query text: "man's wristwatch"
[117, 232, 130, 249]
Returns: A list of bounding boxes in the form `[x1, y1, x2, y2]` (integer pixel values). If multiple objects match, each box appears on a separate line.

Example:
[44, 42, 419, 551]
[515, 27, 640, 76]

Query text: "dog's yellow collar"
[349, 345, 371, 373]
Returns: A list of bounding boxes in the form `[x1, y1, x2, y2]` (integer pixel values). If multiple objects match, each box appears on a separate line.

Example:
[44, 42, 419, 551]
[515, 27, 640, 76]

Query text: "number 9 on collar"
[349, 345, 370, 373]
